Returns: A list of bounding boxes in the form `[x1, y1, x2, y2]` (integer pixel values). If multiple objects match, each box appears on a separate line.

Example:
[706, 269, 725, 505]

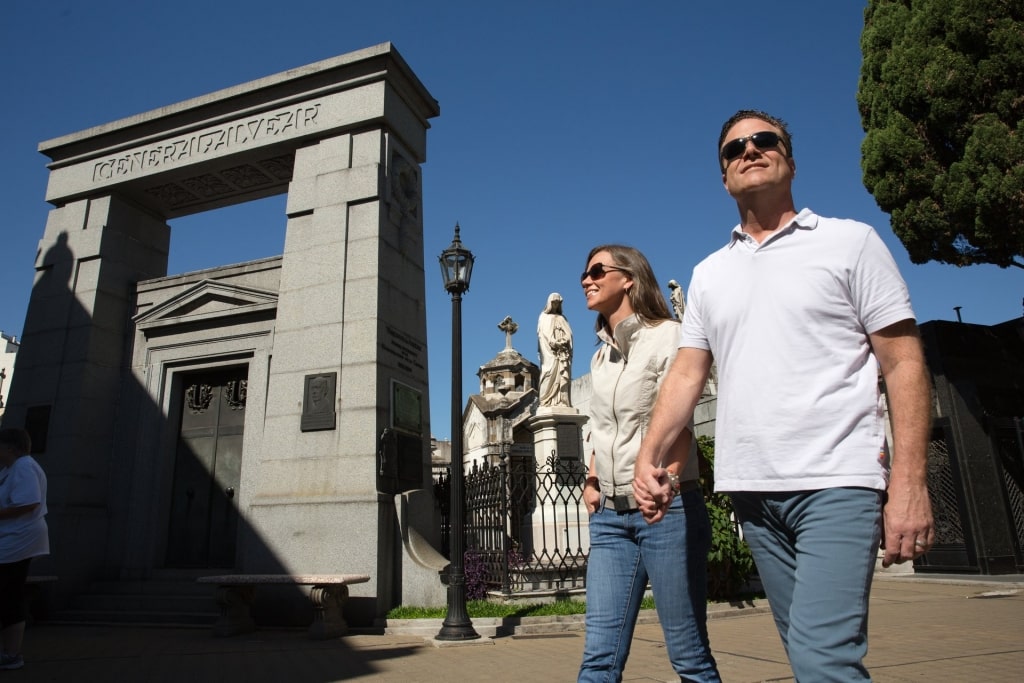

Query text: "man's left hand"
[882, 482, 934, 566]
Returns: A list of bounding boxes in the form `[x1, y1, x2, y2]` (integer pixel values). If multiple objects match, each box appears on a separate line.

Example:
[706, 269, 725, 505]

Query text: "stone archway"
[3, 44, 444, 624]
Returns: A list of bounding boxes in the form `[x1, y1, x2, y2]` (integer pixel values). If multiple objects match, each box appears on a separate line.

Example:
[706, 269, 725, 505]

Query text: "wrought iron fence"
[925, 423, 967, 547]
[432, 464, 451, 558]
[989, 416, 1024, 554]
[432, 453, 590, 596]
[917, 415, 1024, 572]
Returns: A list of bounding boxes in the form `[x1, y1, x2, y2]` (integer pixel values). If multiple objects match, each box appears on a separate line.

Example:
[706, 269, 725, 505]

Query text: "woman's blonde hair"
[585, 244, 673, 333]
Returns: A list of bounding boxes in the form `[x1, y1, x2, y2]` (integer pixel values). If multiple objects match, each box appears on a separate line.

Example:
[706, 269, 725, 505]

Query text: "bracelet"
[584, 476, 599, 488]
[666, 472, 681, 495]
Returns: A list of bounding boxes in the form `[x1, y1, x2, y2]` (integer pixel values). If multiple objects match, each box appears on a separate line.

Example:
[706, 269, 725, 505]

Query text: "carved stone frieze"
[141, 154, 296, 213]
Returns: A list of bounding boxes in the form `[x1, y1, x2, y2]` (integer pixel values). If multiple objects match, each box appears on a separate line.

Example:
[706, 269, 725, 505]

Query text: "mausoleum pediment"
[468, 389, 537, 416]
[134, 279, 278, 332]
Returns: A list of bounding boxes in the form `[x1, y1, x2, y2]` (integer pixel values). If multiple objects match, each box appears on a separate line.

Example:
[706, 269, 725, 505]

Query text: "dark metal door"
[166, 366, 247, 568]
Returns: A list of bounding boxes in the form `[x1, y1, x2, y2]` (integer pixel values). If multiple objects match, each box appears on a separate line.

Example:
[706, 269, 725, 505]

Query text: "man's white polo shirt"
[680, 209, 915, 492]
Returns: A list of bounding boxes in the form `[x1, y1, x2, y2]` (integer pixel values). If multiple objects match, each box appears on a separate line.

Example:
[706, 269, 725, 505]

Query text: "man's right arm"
[633, 346, 712, 523]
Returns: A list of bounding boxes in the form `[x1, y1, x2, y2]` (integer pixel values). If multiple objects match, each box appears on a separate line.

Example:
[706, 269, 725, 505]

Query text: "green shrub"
[698, 435, 755, 600]
[386, 595, 656, 620]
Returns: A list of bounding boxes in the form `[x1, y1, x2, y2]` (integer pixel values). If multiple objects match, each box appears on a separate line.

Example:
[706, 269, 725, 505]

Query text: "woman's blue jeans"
[730, 487, 883, 682]
[578, 488, 720, 682]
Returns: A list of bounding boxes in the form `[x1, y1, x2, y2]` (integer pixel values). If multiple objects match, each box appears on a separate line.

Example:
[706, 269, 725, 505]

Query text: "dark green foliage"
[858, 0, 1024, 268]
[698, 436, 755, 600]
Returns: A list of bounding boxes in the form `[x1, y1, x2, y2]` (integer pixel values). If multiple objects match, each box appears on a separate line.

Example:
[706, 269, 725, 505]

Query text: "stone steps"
[49, 573, 218, 628]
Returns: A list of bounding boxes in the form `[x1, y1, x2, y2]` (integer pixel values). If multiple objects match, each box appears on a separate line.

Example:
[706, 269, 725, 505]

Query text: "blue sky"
[2, 1, 1020, 438]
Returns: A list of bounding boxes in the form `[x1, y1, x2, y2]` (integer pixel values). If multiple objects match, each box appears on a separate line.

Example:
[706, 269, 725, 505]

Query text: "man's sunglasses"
[720, 131, 784, 165]
[581, 263, 628, 282]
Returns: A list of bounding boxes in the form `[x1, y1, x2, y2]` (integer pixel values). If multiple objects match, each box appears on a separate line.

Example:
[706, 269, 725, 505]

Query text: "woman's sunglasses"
[720, 131, 783, 164]
[581, 263, 628, 282]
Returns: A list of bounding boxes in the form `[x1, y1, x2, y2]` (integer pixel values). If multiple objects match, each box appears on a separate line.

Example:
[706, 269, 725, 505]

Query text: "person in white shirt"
[0, 428, 49, 671]
[633, 109, 934, 681]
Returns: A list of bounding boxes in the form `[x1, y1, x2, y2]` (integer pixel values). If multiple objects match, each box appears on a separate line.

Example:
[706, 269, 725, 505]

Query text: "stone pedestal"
[528, 407, 586, 468]
[523, 408, 591, 558]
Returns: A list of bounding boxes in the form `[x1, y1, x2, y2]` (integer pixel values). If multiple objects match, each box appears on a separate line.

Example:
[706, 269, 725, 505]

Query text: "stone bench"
[197, 574, 370, 639]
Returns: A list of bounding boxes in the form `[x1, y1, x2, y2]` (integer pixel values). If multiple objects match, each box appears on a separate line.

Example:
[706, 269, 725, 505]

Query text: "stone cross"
[498, 316, 518, 349]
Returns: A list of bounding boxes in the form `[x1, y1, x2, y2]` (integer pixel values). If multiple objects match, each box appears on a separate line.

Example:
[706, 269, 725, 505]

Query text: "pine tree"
[858, 0, 1024, 268]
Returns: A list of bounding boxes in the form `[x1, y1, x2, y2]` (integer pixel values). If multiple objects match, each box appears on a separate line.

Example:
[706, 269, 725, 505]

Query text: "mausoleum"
[2, 44, 448, 627]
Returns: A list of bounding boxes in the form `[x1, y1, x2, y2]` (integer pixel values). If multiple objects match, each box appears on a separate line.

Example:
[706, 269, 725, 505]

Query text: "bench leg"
[212, 585, 257, 637]
[307, 584, 349, 639]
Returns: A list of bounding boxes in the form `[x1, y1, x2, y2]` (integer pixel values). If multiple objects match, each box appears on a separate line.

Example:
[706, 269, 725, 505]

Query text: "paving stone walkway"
[16, 575, 1023, 682]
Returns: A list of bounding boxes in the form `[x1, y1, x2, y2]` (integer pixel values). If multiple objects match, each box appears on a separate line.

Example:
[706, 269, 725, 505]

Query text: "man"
[633, 110, 934, 681]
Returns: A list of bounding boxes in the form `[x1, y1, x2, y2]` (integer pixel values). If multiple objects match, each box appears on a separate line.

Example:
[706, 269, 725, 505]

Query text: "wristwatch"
[666, 472, 681, 495]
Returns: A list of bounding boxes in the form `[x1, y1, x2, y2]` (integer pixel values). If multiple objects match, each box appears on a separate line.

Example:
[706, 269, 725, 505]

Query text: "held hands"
[632, 463, 673, 524]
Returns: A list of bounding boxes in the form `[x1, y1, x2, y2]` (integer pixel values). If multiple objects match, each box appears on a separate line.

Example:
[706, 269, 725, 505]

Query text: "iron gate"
[433, 453, 590, 596]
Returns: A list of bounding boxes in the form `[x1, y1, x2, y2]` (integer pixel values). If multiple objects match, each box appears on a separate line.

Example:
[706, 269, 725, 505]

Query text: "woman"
[0, 428, 49, 671]
[577, 245, 719, 682]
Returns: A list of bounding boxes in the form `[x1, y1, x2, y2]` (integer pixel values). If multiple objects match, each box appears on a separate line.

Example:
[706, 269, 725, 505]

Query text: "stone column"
[3, 195, 169, 582]
[242, 127, 442, 617]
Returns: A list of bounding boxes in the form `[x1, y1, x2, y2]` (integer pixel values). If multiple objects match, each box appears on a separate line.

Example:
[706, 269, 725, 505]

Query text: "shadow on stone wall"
[1, 233, 385, 678]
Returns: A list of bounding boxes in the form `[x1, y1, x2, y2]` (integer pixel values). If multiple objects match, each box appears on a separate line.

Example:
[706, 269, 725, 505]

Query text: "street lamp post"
[436, 223, 480, 641]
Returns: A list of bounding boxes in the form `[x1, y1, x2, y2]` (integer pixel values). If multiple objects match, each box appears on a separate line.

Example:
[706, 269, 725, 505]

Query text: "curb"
[378, 599, 772, 637]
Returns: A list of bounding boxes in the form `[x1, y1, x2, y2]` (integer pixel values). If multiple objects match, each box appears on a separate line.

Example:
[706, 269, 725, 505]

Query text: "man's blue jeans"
[730, 487, 883, 682]
[578, 488, 720, 682]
